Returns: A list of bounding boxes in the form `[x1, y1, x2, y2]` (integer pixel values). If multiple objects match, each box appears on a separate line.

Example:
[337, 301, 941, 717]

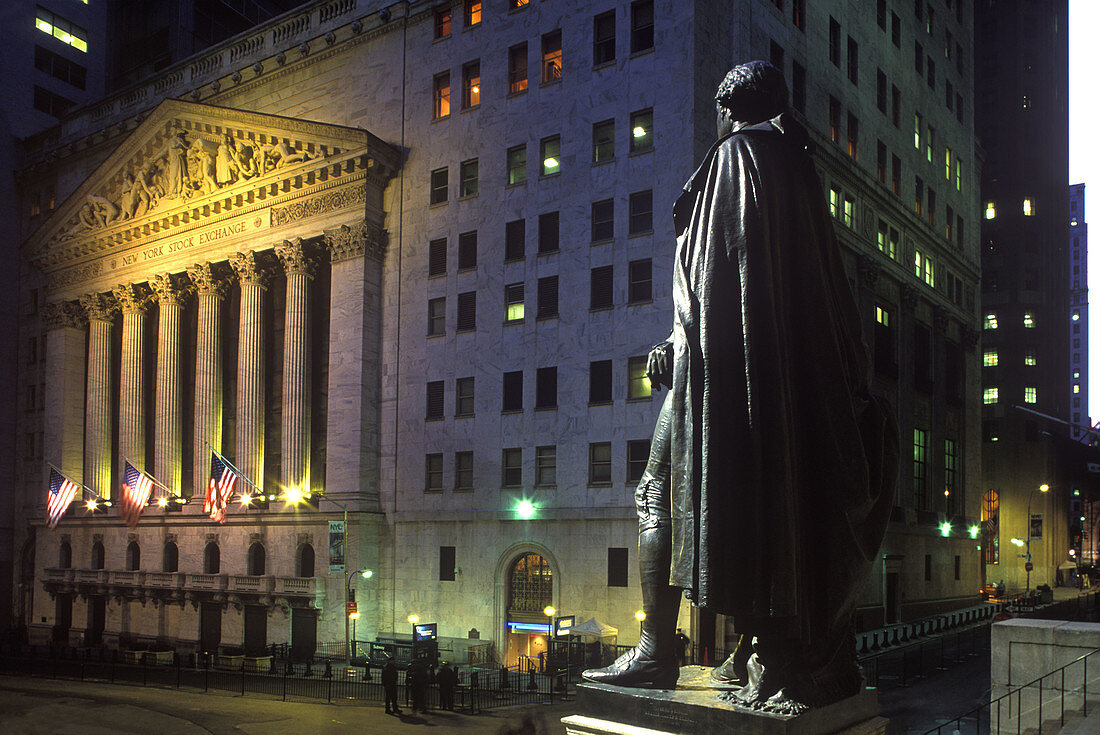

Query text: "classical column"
[186, 262, 228, 497]
[323, 221, 387, 506]
[151, 273, 187, 496]
[113, 283, 152, 472]
[42, 302, 87, 483]
[80, 293, 117, 500]
[230, 251, 270, 494]
[276, 238, 315, 493]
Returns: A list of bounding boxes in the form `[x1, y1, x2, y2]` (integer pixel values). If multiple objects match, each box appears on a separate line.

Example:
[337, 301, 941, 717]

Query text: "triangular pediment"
[25, 99, 399, 277]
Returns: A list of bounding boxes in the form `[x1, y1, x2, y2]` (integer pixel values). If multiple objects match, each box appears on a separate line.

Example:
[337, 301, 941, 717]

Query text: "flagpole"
[204, 442, 265, 499]
[47, 462, 99, 499]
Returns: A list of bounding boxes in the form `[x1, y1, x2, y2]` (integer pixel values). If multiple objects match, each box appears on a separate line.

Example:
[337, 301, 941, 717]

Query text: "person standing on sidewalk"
[381, 657, 402, 715]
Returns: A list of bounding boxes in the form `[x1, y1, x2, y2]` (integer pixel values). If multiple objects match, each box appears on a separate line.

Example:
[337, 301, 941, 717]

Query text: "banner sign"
[329, 520, 346, 574]
[1029, 513, 1043, 540]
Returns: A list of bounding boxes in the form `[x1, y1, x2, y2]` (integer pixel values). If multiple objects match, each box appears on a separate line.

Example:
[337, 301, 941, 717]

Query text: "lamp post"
[347, 568, 373, 663]
[1025, 484, 1050, 591]
[635, 610, 646, 641]
[408, 614, 420, 661]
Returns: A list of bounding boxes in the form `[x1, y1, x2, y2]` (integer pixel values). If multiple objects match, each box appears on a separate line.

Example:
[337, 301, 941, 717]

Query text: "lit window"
[508, 43, 528, 93]
[433, 72, 451, 118]
[1023, 199, 1034, 216]
[542, 30, 562, 82]
[983, 351, 998, 367]
[945, 147, 952, 181]
[926, 126, 933, 163]
[1072, 311, 1081, 321]
[843, 196, 854, 227]
[541, 135, 560, 175]
[434, 6, 452, 38]
[1023, 312, 1035, 328]
[463, 60, 481, 108]
[630, 109, 653, 152]
[1024, 387, 1037, 404]
[984, 313, 998, 330]
[505, 283, 524, 322]
[985, 202, 996, 219]
[1024, 351, 1037, 366]
[956, 160, 962, 191]
[914, 112, 921, 150]
[628, 356, 651, 399]
[465, 0, 482, 26]
[459, 159, 479, 197]
[35, 9, 88, 53]
[983, 387, 999, 405]
[507, 144, 526, 185]
[829, 187, 840, 218]
[875, 305, 890, 326]
[915, 250, 934, 286]
[1074, 384, 1081, 394]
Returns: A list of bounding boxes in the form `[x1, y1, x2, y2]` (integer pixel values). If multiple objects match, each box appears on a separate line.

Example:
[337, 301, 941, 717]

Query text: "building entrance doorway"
[291, 608, 317, 661]
[86, 596, 105, 646]
[200, 603, 222, 654]
[244, 605, 267, 656]
[504, 553, 553, 669]
[53, 594, 72, 643]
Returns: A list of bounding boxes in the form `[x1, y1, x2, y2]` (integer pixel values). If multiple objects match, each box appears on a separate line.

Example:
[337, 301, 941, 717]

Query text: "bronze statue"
[582, 62, 898, 712]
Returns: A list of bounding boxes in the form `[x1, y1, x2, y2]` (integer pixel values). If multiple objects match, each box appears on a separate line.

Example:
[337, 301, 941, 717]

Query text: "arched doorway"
[504, 553, 553, 669]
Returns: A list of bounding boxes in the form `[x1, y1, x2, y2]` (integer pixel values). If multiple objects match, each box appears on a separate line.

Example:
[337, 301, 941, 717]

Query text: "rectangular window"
[541, 135, 561, 176]
[591, 265, 614, 310]
[34, 45, 86, 89]
[502, 448, 522, 487]
[434, 6, 452, 38]
[984, 313, 998, 330]
[465, 0, 481, 27]
[440, 546, 456, 581]
[459, 159, 479, 197]
[983, 387, 999, 404]
[891, 154, 901, 195]
[508, 43, 528, 93]
[628, 356, 651, 399]
[426, 453, 443, 492]
[829, 187, 840, 219]
[535, 445, 557, 486]
[954, 555, 961, 581]
[927, 188, 936, 226]
[630, 108, 653, 152]
[628, 259, 652, 303]
[430, 167, 448, 204]
[1024, 387, 1037, 404]
[629, 190, 653, 234]
[505, 219, 525, 260]
[792, 61, 806, 112]
[915, 249, 934, 287]
[433, 72, 451, 118]
[34, 8, 87, 52]
[847, 36, 859, 84]
[927, 58, 935, 89]
[914, 112, 922, 150]
[505, 283, 524, 322]
[913, 428, 928, 511]
[538, 211, 559, 253]
[457, 291, 476, 332]
[631, 0, 654, 53]
[536, 367, 557, 409]
[608, 548, 629, 587]
[955, 159, 962, 192]
[877, 69, 887, 112]
[891, 85, 901, 127]
[426, 381, 444, 420]
[428, 237, 447, 276]
[589, 442, 612, 484]
[503, 370, 523, 411]
[537, 276, 558, 319]
[627, 439, 650, 482]
[829, 17, 841, 66]
[843, 195, 854, 227]
[594, 11, 616, 65]
[892, 12, 900, 46]
[983, 350, 998, 367]
[427, 297, 446, 335]
[944, 438, 957, 513]
[463, 60, 481, 108]
[915, 176, 924, 214]
[924, 554, 932, 582]
[877, 141, 887, 183]
[542, 30, 562, 82]
[458, 231, 477, 270]
[455, 451, 473, 491]
[593, 120, 615, 163]
[455, 377, 474, 417]
[592, 199, 614, 241]
[829, 96, 841, 143]
[847, 113, 859, 159]
[590, 360, 612, 403]
[770, 39, 784, 70]
[915, 42, 923, 75]
[874, 304, 895, 373]
[926, 126, 934, 163]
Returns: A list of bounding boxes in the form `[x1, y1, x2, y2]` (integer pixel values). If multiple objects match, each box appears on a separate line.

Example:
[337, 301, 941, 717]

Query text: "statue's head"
[715, 61, 789, 131]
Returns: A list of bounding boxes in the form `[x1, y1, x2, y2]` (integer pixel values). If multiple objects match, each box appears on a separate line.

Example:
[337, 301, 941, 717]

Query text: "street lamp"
[1025, 484, 1050, 591]
[408, 614, 420, 661]
[635, 610, 646, 640]
[347, 568, 373, 662]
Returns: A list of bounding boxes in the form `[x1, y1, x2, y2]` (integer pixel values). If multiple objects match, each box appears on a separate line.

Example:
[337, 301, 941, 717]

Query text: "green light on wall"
[939, 521, 952, 537]
[968, 525, 980, 539]
[516, 499, 537, 520]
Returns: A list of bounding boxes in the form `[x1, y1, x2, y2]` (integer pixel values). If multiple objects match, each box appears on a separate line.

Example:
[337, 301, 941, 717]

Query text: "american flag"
[204, 451, 238, 524]
[46, 467, 80, 529]
[120, 461, 154, 528]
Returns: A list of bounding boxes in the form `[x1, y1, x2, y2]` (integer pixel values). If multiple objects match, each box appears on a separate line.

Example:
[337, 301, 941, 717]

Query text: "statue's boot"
[582, 525, 679, 688]
[710, 634, 750, 685]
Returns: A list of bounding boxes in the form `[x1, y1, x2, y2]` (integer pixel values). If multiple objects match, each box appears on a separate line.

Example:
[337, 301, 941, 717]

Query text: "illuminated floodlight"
[939, 521, 952, 537]
[968, 525, 981, 539]
[240, 493, 253, 507]
[283, 486, 307, 505]
[1011, 538, 1025, 548]
[85, 499, 98, 511]
[349, 612, 360, 620]
[361, 569, 374, 579]
[157, 497, 169, 508]
[1039, 484, 1050, 493]
[516, 499, 537, 519]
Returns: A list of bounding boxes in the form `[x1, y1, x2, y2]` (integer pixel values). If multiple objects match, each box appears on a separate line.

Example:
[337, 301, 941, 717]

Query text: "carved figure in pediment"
[260, 134, 310, 173]
[188, 137, 219, 195]
[233, 138, 261, 179]
[157, 130, 190, 198]
[216, 134, 241, 186]
[78, 194, 121, 229]
[119, 167, 157, 220]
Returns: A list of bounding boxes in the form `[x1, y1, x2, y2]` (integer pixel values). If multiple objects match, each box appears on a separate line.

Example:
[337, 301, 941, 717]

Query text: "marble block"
[564, 666, 887, 735]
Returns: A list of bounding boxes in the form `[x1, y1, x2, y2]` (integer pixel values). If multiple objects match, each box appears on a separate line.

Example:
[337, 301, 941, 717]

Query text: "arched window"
[203, 542, 220, 574]
[91, 541, 104, 570]
[297, 544, 315, 578]
[125, 541, 140, 571]
[982, 490, 1000, 565]
[248, 542, 266, 576]
[58, 541, 72, 569]
[163, 542, 179, 573]
[508, 553, 552, 614]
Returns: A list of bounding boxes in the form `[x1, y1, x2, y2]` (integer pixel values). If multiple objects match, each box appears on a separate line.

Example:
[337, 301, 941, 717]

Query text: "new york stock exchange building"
[13, 0, 984, 665]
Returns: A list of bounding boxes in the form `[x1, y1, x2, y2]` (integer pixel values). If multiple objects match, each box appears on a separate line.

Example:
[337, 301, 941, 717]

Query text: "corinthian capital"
[275, 237, 316, 277]
[112, 283, 153, 313]
[42, 301, 87, 330]
[79, 292, 119, 322]
[230, 250, 272, 288]
[151, 272, 191, 306]
[186, 262, 229, 299]
[323, 220, 386, 263]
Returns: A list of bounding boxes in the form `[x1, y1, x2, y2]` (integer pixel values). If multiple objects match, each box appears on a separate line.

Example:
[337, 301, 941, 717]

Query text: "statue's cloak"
[667, 115, 897, 645]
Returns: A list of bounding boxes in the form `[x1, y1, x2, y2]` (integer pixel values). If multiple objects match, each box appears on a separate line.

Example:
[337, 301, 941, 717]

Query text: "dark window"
[428, 297, 445, 335]
[628, 259, 652, 303]
[430, 167, 448, 204]
[32, 86, 73, 118]
[631, 0, 654, 53]
[502, 448, 521, 487]
[460, 159, 479, 197]
[592, 199, 614, 242]
[770, 39, 784, 70]
[914, 323, 933, 389]
[877, 0, 886, 28]
[505, 283, 524, 322]
[463, 60, 481, 108]
[608, 547, 629, 587]
[458, 231, 477, 269]
[59, 541, 71, 569]
[630, 108, 653, 152]
[891, 12, 901, 47]
[877, 69, 887, 113]
[593, 119, 615, 162]
[503, 371, 523, 411]
[924, 554, 932, 582]
[434, 6, 452, 38]
[892, 154, 901, 195]
[589, 442, 612, 484]
[297, 544, 315, 577]
[428, 238, 447, 276]
[539, 212, 559, 253]
[792, 61, 805, 113]
[247, 543, 265, 576]
[535, 446, 556, 486]
[627, 439, 650, 483]
[509, 42, 528, 93]
[847, 37, 859, 84]
[792, 0, 805, 30]
[874, 304, 896, 374]
[847, 113, 859, 158]
[877, 141, 887, 183]
[954, 555, 961, 581]
[457, 292, 476, 332]
[629, 190, 653, 234]
[425, 453, 443, 491]
[891, 85, 901, 127]
[537, 276, 559, 318]
[34, 46, 86, 89]
[163, 542, 178, 572]
[433, 72, 451, 119]
[455, 451, 473, 491]
[455, 377, 474, 416]
[590, 360, 612, 403]
[594, 11, 616, 65]
[927, 58, 935, 89]
[440, 546, 456, 581]
[542, 29, 562, 82]
[507, 144, 527, 185]
[829, 96, 841, 143]
[829, 17, 841, 66]
[505, 219, 525, 260]
[536, 367, 557, 408]
[202, 543, 218, 574]
[426, 381, 445, 420]
[915, 43, 923, 75]
[591, 265, 613, 309]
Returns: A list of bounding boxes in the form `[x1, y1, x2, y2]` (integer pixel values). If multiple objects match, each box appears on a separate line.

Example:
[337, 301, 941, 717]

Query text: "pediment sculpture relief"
[69, 128, 312, 238]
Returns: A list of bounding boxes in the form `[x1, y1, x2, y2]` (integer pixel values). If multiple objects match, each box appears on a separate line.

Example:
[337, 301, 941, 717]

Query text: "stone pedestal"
[564, 667, 887, 735]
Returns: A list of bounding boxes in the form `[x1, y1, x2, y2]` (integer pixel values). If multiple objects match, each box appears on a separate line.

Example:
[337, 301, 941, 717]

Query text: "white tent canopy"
[570, 617, 618, 639]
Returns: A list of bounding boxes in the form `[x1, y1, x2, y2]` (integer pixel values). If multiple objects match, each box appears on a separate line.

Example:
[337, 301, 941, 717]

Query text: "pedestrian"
[674, 628, 690, 666]
[381, 657, 402, 715]
[437, 660, 457, 711]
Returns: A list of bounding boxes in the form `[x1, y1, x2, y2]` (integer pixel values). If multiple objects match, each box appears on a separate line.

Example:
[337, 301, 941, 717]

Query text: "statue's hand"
[646, 341, 673, 390]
